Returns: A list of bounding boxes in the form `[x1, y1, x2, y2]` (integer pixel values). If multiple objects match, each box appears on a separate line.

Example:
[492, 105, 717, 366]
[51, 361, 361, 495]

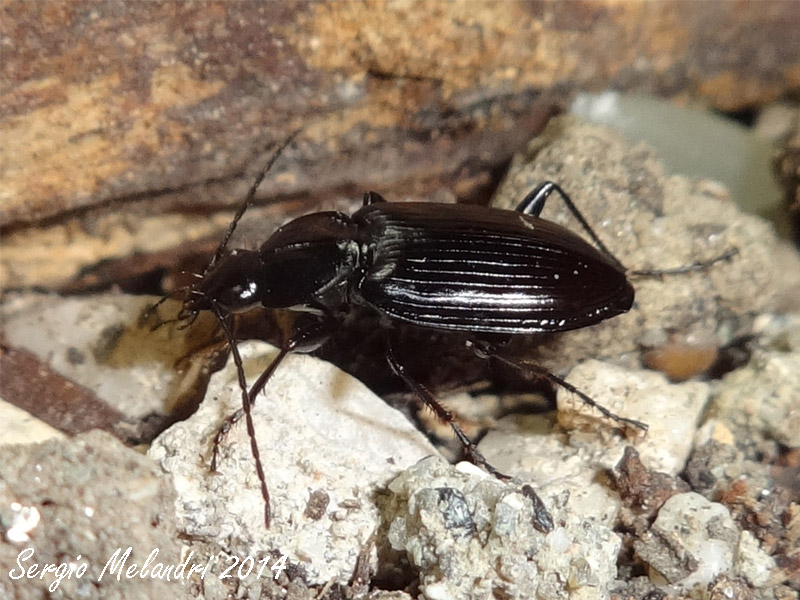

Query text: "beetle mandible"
[175, 134, 735, 533]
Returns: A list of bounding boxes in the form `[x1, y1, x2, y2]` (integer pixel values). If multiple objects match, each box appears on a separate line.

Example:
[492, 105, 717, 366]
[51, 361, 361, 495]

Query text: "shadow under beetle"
[172, 133, 737, 534]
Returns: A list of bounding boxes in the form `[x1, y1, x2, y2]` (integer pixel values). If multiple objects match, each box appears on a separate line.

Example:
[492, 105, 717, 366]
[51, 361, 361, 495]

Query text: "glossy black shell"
[352, 202, 634, 334]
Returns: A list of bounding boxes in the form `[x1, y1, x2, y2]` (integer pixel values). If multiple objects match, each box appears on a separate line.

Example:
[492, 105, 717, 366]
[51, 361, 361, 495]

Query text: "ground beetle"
[171, 133, 736, 533]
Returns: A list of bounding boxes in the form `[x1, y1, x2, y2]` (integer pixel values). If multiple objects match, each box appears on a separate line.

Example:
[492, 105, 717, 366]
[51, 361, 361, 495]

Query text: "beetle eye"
[220, 279, 260, 312]
[236, 280, 258, 301]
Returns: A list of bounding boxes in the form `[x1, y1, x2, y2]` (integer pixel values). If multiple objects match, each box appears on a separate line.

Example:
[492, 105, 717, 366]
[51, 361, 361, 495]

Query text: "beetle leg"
[212, 302, 273, 527]
[515, 181, 554, 217]
[472, 340, 649, 435]
[516, 181, 626, 271]
[629, 247, 739, 278]
[209, 306, 339, 528]
[210, 312, 339, 470]
[208, 345, 291, 473]
[385, 337, 554, 533]
[521, 484, 555, 533]
[362, 191, 387, 206]
[385, 340, 503, 475]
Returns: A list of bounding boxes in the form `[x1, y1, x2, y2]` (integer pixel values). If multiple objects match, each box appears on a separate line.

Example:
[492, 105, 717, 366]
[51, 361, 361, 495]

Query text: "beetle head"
[179, 249, 265, 321]
[180, 212, 359, 322]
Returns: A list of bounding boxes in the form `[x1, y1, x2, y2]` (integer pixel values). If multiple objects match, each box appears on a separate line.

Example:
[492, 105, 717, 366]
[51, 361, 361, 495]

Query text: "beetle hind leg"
[386, 338, 554, 533]
[516, 181, 626, 272]
[362, 191, 387, 206]
[473, 340, 648, 436]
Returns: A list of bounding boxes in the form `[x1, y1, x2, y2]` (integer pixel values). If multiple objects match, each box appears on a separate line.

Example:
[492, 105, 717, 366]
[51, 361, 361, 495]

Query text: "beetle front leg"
[211, 312, 340, 470]
[213, 305, 273, 527]
[209, 310, 341, 528]
[209, 345, 291, 472]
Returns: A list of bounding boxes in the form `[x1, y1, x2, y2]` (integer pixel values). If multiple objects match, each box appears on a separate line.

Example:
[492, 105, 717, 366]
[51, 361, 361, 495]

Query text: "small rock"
[734, 530, 776, 588]
[710, 351, 800, 450]
[0, 430, 181, 600]
[385, 457, 620, 600]
[634, 492, 739, 591]
[707, 573, 754, 600]
[683, 439, 741, 497]
[0, 398, 65, 445]
[613, 446, 690, 518]
[148, 341, 437, 585]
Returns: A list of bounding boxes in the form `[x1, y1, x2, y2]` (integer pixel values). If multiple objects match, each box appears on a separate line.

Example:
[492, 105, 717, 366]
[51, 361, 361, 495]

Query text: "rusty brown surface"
[642, 342, 719, 382]
[613, 446, 690, 518]
[2, 0, 799, 290]
[0, 336, 125, 436]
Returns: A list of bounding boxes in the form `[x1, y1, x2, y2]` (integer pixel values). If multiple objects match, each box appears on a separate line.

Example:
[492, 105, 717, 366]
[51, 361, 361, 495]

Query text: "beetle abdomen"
[355, 203, 634, 334]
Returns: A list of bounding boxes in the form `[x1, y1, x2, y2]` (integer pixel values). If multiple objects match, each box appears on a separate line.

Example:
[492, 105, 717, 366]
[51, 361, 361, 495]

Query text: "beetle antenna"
[204, 129, 302, 278]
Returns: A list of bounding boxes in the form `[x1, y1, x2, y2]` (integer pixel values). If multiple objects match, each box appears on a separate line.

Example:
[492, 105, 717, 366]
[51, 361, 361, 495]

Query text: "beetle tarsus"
[630, 247, 739, 278]
[474, 341, 649, 435]
[210, 407, 243, 471]
[521, 484, 555, 533]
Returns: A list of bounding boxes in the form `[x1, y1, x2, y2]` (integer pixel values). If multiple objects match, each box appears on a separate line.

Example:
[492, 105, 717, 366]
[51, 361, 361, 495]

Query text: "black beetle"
[173, 135, 735, 533]
[183, 186, 634, 334]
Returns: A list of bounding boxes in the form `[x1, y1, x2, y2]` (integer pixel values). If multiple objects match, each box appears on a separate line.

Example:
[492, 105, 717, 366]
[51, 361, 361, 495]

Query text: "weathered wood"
[2, 0, 799, 289]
